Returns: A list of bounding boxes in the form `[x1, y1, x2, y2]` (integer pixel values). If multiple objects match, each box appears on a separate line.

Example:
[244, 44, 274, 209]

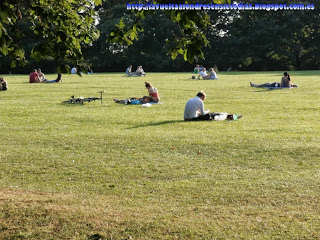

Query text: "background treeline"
[1, 0, 319, 74]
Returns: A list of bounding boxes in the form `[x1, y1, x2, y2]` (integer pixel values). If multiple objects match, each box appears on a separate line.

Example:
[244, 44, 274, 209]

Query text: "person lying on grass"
[0, 77, 8, 91]
[41, 73, 62, 83]
[113, 81, 160, 104]
[38, 68, 62, 83]
[29, 69, 62, 83]
[250, 72, 297, 89]
[184, 91, 242, 121]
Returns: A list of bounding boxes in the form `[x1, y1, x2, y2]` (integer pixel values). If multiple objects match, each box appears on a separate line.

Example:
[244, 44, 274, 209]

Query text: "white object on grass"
[213, 113, 228, 121]
[142, 103, 152, 107]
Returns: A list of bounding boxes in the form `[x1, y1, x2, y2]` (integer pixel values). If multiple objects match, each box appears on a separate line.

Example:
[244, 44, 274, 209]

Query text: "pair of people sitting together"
[250, 72, 297, 89]
[113, 81, 160, 104]
[114, 84, 239, 121]
[29, 68, 62, 83]
[126, 65, 146, 77]
[196, 67, 218, 80]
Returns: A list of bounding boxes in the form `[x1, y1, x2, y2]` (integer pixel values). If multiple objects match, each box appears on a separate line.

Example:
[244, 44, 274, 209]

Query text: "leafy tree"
[83, 2, 195, 72]
[108, 0, 230, 63]
[1, 0, 319, 73]
[204, 0, 320, 70]
[0, 0, 101, 72]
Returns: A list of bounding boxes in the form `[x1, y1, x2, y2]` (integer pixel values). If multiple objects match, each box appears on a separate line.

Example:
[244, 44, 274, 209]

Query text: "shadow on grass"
[128, 120, 185, 129]
[59, 103, 111, 107]
[249, 86, 297, 92]
[252, 88, 283, 92]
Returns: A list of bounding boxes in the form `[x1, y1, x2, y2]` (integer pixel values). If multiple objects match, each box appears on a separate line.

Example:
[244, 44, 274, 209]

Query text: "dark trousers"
[185, 114, 212, 121]
[185, 113, 234, 121]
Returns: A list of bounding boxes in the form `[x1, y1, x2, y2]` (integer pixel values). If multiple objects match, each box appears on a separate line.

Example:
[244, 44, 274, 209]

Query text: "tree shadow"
[128, 120, 185, 129]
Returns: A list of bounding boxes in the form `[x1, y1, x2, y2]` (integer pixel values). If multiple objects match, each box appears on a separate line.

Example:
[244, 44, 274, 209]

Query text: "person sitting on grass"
[126, 65, 134, 76]
[198, 67, 208, 79]
[184, 91, 241, 121]
[213, 64, 219, 73]
[280, 71, 292, 88]
[203, 68, 218, 80]
[135, 65, 145, 76]
[250, 72, 297, 89]
[113, 81, 160, 104]
[193, 64, 200, 74]
[37, 68, 47, 81]
[0, 77, 8, 91]
[29, 69, 40, 83]
[71, 67, 77, 74]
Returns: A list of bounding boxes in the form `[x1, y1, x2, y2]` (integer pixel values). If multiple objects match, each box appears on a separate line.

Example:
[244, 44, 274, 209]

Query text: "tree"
[204, 0, 320, 70]
[82, 2, 194, 72]
[108, 0, 230, 63]
[0, 0, 101, 72]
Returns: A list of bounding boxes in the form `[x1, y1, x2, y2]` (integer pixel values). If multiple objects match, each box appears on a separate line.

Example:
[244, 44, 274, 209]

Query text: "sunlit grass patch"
[1, 71, 320, 239]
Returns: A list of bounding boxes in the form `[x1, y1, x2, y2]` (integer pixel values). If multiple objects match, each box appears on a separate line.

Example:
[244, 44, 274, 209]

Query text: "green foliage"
[205, 0, 320, 70]
[109, 1, 229, 63]
[1, 0, 319, 72]
[84, 3, 193, 72]
[0, 0, 101, 72]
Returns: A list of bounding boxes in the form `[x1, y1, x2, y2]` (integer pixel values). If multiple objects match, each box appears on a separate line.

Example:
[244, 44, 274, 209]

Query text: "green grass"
[1, 71, 320, 239]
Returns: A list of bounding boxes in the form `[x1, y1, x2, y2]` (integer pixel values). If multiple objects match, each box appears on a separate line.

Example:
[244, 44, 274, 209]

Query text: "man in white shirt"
[184, 91, 211, 121]
[184, 91, 241, 121]
[71, 67, 77, 74]
[198, 68, 208, 79]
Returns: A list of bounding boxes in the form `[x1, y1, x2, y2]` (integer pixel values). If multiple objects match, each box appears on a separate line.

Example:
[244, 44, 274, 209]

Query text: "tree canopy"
[0, 0, 101, 72]
[0, 0, 319, 73]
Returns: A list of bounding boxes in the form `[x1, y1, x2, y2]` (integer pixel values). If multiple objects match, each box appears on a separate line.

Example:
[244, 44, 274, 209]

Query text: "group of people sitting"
[2, 70, 297, 122]
[71, 66, 93, 75]
[126, 65, 146, 77]
[113, 72, 298, 121]
[113, 81, 160, 104]
[193, 64, 219, 80]
[113, 82, 240, 121]
[29, 68, 62, 83]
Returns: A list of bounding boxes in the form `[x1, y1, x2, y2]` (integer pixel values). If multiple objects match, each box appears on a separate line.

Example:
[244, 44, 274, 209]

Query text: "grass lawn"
[1, 71, 320, 239]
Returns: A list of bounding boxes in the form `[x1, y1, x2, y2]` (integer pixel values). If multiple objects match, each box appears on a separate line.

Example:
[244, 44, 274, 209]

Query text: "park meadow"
[1, 71, 320, 239]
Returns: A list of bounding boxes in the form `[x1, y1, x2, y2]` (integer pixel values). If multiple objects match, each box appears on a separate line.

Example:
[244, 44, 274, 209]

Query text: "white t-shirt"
[199, 71, 207, 78]
[71, 67, 77, 74]
[184, 97, 209, 119]
[210, 71, 218, 79]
